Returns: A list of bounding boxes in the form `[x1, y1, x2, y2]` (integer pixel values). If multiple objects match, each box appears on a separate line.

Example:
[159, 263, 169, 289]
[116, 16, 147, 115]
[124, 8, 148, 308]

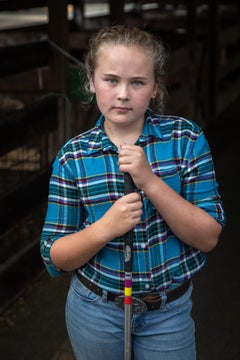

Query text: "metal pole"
[123, 173, 134, 360]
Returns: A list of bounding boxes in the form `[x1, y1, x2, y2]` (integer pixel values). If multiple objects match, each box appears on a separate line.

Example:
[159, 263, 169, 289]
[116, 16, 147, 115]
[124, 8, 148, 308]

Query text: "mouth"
[114, 106, 131, 113]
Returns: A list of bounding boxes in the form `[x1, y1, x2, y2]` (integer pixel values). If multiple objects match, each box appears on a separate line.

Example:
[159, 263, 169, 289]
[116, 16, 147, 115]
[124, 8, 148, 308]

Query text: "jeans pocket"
[70, 273, 101, 303]
[165, 282, 193, 311]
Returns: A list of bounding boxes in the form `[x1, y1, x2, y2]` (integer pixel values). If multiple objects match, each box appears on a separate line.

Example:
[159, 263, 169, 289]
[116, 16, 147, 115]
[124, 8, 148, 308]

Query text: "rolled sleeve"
[40, 154, 84, 277]
[182, 130, 226, 227]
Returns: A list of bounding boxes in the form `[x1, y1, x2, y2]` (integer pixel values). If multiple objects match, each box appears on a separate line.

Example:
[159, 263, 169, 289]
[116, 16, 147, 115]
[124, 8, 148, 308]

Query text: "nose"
[117, 84, 129, 101]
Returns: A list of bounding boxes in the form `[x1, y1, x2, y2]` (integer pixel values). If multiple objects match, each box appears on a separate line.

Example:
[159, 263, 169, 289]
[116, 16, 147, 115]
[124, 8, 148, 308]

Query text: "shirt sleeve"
[40, 154, 84, 277]
[181, 129, 226, 227]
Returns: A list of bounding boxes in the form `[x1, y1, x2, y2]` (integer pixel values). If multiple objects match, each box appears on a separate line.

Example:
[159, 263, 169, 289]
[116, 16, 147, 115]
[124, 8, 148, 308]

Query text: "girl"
[40, 25, 225, 359]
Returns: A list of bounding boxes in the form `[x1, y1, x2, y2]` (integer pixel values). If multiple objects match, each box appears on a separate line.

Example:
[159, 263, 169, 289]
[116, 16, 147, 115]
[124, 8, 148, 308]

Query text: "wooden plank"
[0, 238, 44, 310]
[48, 0, 69, 92]
[0, 0, 47, 10]
[0, 166, 52, 233]
[207, 0, 218, 123]
[167, 84, 191, 114]
[218, 51, 240, 80]
[0, 95, 58, 155]
[217, 78, 240, 116]
[168, 46, 190, 74]
[0, 41, 49, 77]
[69, 31, 93, 51]
[109, 0, 126, 24]
[0, 67, 50, 92]
[48, 0, 69, 151]
[218, 24, 240, 47]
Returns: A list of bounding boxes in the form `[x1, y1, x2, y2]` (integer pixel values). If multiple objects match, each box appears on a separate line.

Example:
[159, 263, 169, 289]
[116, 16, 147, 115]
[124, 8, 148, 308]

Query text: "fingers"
[118, 145, 152, 191]
[124, 192, 141, 203]
[104, 192, 142, 238]
[118, 144, 143, 173]
[120, 192, 143, 220]
[117, 193, 142, 215]
[118, 144, 140, 161]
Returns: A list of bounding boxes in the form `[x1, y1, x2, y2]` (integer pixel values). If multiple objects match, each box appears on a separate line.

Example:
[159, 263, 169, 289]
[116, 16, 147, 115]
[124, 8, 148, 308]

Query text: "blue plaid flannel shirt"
[40, 109, 226, 294]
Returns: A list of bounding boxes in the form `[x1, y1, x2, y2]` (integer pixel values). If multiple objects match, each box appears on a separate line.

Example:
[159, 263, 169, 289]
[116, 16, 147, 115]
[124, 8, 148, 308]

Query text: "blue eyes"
[134, 80, 144, 86]
[133, 80, 144, 86]
[106, 78, 117, 84]
[106, 78, 144, 86]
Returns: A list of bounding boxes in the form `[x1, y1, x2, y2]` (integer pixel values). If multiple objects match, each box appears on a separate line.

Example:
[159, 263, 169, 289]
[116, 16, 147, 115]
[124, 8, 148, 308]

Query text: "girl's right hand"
[101, 192, 142, 239]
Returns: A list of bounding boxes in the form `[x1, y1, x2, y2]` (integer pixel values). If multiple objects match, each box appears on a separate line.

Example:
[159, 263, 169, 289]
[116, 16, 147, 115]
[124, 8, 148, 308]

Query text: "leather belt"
[77, 273, 191, 312]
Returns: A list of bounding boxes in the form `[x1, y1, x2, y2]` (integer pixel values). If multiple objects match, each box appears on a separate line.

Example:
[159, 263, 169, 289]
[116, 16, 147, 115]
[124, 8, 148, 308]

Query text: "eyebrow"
[103, 73, 149, 80]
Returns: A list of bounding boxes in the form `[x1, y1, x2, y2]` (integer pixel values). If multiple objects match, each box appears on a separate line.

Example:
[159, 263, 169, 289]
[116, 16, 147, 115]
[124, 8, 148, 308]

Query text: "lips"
[114, 106, 131, 112]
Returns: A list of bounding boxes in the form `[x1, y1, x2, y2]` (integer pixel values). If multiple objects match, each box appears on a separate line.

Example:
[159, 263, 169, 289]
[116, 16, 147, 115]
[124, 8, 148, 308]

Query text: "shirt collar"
[141, 108, 163, 138]
[87, 115, 117, 154]
[87, 109, 163, 154]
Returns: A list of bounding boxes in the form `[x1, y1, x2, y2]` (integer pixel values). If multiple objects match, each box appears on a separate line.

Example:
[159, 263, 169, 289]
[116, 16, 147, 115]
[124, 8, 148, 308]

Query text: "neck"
[103, 119, 144, 148]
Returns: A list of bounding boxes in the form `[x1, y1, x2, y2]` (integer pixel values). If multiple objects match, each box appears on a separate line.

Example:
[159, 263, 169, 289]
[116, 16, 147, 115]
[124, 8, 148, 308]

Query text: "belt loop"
[101, 289, 108, 303]
[158, 290, 167, 310]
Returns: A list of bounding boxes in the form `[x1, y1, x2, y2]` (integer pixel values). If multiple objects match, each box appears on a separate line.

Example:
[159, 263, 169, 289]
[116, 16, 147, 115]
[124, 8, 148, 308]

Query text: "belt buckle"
[114, 295, 148, 315]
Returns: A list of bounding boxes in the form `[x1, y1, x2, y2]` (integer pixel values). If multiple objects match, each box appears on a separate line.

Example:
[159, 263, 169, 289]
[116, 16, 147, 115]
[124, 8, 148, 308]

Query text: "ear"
[151, 90, 157, 99]
[151, 83, 158, 99]
[88, 75, 95, 93]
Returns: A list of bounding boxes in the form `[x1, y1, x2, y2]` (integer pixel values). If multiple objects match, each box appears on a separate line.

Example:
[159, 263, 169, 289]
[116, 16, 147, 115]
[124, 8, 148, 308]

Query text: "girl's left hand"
[118, 144, 154, 190]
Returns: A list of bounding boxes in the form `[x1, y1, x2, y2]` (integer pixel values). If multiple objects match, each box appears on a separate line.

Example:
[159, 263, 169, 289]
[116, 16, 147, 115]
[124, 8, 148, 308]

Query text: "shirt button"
[145, 284, 150, 290]
[141, 243, 146, 249]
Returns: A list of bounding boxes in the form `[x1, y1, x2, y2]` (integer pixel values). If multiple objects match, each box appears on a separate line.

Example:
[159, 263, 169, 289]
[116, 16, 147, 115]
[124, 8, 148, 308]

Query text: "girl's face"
[89, 44, 157, 130]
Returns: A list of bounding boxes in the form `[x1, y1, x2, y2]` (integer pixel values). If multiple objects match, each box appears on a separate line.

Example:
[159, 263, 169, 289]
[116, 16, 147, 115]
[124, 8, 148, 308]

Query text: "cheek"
[95, 89, 112, 110]
[137, 92, 153, 107]
[96, 86, 114, 102]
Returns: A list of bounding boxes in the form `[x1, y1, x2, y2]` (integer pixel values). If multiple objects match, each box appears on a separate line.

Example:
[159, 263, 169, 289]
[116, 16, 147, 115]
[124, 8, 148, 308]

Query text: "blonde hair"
[84, 25, 168, 113]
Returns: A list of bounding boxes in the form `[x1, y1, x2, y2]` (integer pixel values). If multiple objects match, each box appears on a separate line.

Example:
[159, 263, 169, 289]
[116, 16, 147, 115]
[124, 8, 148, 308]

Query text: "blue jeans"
[65, 272, 196, 360]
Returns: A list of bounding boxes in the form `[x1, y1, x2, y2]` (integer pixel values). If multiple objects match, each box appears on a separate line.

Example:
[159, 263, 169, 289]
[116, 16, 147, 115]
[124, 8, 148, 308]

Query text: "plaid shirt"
[40, 109, 225, 294]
